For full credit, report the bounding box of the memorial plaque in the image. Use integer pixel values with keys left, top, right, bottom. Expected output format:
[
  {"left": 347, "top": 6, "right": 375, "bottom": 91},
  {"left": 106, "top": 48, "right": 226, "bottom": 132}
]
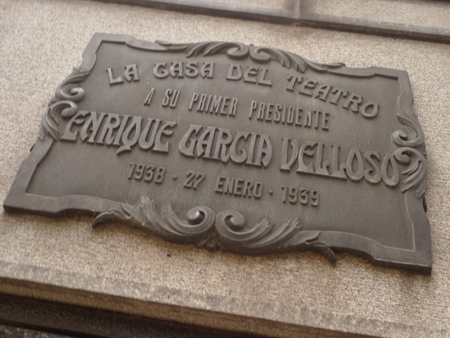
[{"left": 4, "top": 33, "right": 431, "bottom": 272}]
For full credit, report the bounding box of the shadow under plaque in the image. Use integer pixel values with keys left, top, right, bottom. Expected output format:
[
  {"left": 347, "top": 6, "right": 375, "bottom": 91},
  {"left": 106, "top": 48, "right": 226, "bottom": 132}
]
[{"left": 4, "top": 33, "right": 431, "bottom": 273}]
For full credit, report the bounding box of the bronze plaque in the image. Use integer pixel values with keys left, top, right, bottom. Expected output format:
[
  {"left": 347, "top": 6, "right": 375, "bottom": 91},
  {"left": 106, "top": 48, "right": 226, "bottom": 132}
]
[{"left": 4, "top": 34, "right": 431, "bottom": 272}]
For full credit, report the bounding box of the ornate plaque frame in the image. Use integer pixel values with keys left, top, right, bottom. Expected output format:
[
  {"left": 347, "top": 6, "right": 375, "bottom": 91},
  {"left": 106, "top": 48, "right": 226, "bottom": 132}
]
[{"left": 4, "top": 33, "right": 431, "bottom": 272}]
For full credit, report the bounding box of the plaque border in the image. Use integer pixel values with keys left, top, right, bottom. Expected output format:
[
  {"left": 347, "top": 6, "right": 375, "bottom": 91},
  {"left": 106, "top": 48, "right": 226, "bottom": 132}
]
[{"left": 3, "top": 33, "right": 431, "bottom": 273}]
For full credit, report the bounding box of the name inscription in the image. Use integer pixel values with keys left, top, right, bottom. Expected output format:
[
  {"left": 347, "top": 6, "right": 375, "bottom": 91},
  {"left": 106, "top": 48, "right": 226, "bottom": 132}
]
[{"left": 4, "top": 34, "right": 431, "bottom": 272}]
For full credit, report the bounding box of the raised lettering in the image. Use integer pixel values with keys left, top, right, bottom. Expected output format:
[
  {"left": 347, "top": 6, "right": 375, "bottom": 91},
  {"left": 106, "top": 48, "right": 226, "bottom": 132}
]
[
  {"left": 179, "top": 124, "right": 202, "bottom": 157},
  {"left": 117, "top": 116, "right": 143, "bottom": 154},
  {"left": 346, "top": 148, "right": 364, "bottom": 181},
  {"left": 297, "top": 141, "right": 316, "bottom": 174},
  {"left": 124, "top": 64, "right": 139, "bottom": 82},
  {"left": 153, "top": 62, "right": 169, "bottom": 79},
  {"left": 60, "top": 110, "right": 89, "bottom": 141},
  {"left": 226, "top": 64, "right": 242, "bottom": 81},
  {"left": 153, "top": 121, "right": 177, "bottom": 153},
  {"left": 107, "top": 68, "right": 123, "bottom": 85}
]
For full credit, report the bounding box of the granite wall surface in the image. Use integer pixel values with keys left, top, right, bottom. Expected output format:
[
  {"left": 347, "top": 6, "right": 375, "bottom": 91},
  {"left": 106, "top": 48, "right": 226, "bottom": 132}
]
[{"left": 1, "top": 0, "right": 449, "bottom": 337}]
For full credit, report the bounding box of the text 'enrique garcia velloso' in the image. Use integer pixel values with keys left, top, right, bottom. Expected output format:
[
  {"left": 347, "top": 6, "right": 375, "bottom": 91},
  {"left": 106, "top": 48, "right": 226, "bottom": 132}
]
[{"left": 60, "top": 110, "right": 401, "bottom": 187}]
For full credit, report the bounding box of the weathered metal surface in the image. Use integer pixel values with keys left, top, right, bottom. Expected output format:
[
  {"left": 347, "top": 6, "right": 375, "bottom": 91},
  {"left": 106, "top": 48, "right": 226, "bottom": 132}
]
[{"left": 3, "top": 33, "right": 431, "bottom": 272}]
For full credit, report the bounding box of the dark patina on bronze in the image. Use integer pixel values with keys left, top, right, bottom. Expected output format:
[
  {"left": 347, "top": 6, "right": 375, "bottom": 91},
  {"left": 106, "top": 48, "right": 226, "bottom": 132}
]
[{"left": 3, "top": 34, "right": 431, "bottom": 272}]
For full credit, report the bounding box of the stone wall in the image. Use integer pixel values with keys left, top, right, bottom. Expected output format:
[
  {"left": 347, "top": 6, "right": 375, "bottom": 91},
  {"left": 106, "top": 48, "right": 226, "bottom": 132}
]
[{"left": 1, "top": 1, "right": 449, "bottom": 337}]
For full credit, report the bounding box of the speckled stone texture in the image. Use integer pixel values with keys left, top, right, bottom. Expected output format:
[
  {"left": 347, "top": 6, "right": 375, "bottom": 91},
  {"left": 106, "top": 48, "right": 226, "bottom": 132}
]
[
  {"left": 0, "top": 1, "right": 449, "bottom": 337},
  {"left": 0, "top": 325, "right": 69, "bottom": 338}
]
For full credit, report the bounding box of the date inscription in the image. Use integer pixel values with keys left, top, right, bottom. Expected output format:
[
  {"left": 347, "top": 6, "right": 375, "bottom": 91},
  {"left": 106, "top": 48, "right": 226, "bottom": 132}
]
[
  {"left": 128, "top": 162, "right": 166, "bottom": 183},
  {"left": 281, "top": 186, "right": 319, "bottom": 206},
  {"left": 183, "top": 171, "right": 206, "bottom": 190},
  {"left": 125, "top": 164, "right": 321, "bottom": 206}
]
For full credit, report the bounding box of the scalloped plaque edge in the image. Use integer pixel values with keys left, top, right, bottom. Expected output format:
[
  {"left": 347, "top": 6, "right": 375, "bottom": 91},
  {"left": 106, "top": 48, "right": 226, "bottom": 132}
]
[{"left": 3, "top": 33, "right": 431, "bottom": 273}]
